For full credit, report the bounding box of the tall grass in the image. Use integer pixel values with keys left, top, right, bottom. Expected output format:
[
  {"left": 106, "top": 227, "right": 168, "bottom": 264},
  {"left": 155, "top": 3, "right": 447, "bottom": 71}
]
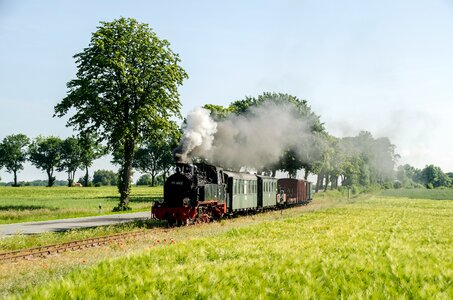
[
  {"left": 17, "top": 196, "right": 453, "bottom": 299},
  {"left": 381, "top": 188, "right": 453, "bottom": 200},
  {"left": 0, "top": 186, "right": 162, "bottom": 224}
]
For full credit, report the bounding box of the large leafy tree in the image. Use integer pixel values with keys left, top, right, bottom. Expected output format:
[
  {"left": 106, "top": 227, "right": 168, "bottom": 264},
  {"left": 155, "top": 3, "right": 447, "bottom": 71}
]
[
  {"left": 419, "top": 164, "right": 451, "bottom": 188},
  {"left": 54, "top": 18, "right": 187, "bottom": 210},
  {"left": 93, "top": 169, "right": 118, "bottom": 186},
  {"left": 0, "top": 134, "right": 30, "bottom": 186},
  {"left": 133, "top": 131, "right": 180, "bottom": 187},
  {"left": 29, "top": 136, "right": 63, "bottom": 187},
  {"left": 228, "top": 92, "right": 326, "bottom": 177},
  {"left": 79, "top": 133, "right": 105, "bottom": 187},
  {"left": 57, "top": 137, "right": 84, "bottom": 187}
]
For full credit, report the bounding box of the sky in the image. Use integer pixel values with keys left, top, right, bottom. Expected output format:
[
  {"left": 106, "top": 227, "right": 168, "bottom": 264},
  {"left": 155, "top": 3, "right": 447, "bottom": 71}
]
[{"left": 1, "top": 0, "right": 453, "bottom": 182}]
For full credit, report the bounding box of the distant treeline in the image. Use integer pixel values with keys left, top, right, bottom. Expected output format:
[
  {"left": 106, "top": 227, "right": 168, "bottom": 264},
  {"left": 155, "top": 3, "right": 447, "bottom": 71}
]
[
  {"left": 1, "top": 103, "right": 452, "bottom": 191},
  {"left": 198, "top": 93, "right": 452, "bottom": 193},
  {"left": 0, "top": 180, "right": 68, "bottom": 187},
  {"left": 396, "top": 164, "right": 453, "bottom": 189},
  {"left": 0, "top": 133, "right": 173, "bottom": 188},
  {"left": 0, "top": 169, "right": 161, "bottom": 187}
]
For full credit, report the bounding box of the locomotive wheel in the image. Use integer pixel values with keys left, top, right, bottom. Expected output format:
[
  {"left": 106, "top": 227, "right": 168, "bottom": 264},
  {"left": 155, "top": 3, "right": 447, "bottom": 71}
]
[{"left": 165, "top": 213, "right": 176, "bottom": 227}]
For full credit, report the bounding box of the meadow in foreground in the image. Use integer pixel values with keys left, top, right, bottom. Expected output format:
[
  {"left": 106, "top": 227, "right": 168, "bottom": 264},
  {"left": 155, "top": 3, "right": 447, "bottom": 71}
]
[
  {"left": 0, "top": 186, "right": 162, "bottom": 224},
  {"left": 17, "top": 195, "right": 453, "bottom": 299}
]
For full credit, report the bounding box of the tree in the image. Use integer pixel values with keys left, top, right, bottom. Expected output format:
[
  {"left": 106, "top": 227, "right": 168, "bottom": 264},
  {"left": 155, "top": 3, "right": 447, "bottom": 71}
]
[
  {"left": 28, "top": 136, "right": 63, "bottom": 187},
  {"left": 0, "top": 134, "right": 30, "bottom": 186},
  {"left": 419, "top": 165, "right": 451, "bottom": 188},
  {"left": 57, "top": 137, "right": 83, "bottom": 187},
  {"left": 136, "top": 174, "right": 152, "bottom": 186},
  {"left": 133, "top": 131, "right": 179, "bottom": 187},
  {"left": 205, "top": 92, "right": 326, "bottom": 177},
  {"left": 54, "top": 18, "right": 187, "bottom": 210},
  {"left": 396, "top": 164, "right": 421, "bottom": 187},
  {"left": 93, "top": 169, "right": 118, "bottom": 186},
  {"left": 79, "top": 133, "right": 105, "bottom": 187}
]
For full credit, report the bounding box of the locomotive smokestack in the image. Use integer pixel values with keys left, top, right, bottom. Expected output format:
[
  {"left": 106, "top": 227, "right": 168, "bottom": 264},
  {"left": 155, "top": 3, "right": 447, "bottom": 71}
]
[{"left": 173, "top": 145, "right": 185, "bottom": 163}]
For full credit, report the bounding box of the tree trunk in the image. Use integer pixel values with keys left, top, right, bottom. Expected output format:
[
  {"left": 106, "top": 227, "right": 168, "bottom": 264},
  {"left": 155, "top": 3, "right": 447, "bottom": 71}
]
[
  {"left": 151, "top": 174, "right": 155, "bottom": 187},
  {"left": 330, "top": 176, "right": 338, "bottom": 189},
  {"left": 67, "top": 171, "right": 73, "bottom": 187},
  {"left": 84, "top": 166, "right": 89, "bottom": 187},
  {"left": 68, "top": 170, "right": 76, "bottom": 187},
  {"left": 315, "top": 173, "right": 323, "bottom": 193},
  {"left": 13, "top": 170, "right": 18, "bottom": 187},
  {"left": 304, "top": 169, "right": 309, "bottom": 180},
  {"left": 117, "top": 138, "right": 134, "bottom": 210},
  {"left": 324, "top": 174, "right": 329, "bottom": 192},
  {"left": 47, "top": 169, "right": 55, "bottom": 187}
]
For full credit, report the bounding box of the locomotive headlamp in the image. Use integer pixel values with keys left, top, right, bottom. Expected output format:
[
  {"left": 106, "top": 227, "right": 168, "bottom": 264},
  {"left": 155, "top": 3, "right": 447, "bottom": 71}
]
[{"left": 182, "top": 197, "right": 190, "bottom": 206}]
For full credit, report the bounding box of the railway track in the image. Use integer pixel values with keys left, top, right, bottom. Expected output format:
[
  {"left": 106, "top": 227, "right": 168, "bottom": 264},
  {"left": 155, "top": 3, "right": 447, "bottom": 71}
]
[{"left": 0, "top": 230, "right": 148, "bottom": 262}]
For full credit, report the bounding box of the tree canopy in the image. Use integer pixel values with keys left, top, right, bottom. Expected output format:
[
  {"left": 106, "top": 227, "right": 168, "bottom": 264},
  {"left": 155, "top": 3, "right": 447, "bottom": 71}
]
[
  {"left": 28, "top": 136, "right": 63, "bottom": 187},
  {"left": 54, "top": 17, "right": 187, "bottom": 209},
  {"left": 57, "top": 137, "right": 83, "bottom": 187},
  {"left": 0, "top": 134, "right": 30, "bottom": 186}
]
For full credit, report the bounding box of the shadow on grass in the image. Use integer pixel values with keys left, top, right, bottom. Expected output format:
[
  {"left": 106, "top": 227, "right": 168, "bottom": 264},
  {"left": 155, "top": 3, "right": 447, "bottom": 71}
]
[
  {"left": 98, "top": 196, "right": 162, "bottom": 203},
  {"left": 0, "top": 205, "right": 56, "bottom": 211}
]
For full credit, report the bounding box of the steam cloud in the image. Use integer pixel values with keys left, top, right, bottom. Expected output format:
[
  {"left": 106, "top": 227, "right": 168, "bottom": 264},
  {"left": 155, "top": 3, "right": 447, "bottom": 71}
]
[
  {"left": 175, "top": 102, "right": 315, "bottom": 170},
  {"left": 174, "top": 107, "right": 217, "bottom": 163}
]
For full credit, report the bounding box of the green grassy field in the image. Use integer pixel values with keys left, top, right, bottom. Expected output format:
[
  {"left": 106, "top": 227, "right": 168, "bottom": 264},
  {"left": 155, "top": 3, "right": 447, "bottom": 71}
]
[
  {"left": 11, "top": 194, "right": 453, "bottom": 299},
  {"left": 0, "top": 186, "right": 162, "bottom": 224},
  {"left": 381, "top": 188, "right": 453, "bottom": 200}
]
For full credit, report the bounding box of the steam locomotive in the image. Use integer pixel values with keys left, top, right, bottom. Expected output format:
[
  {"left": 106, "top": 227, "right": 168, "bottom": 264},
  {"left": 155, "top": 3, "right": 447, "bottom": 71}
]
[{"left": 152, "top": 163, "right": 313, "bottom": 225}]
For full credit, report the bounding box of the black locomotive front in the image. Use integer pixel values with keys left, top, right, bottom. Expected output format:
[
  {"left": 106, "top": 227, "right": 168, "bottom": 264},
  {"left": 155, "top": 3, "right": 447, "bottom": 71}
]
[{"left": 152, "top": 163, "right": 228, "bottom": 224}]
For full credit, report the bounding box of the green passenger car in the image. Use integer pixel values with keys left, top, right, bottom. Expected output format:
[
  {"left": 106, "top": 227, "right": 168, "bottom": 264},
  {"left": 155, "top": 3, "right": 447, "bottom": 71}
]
[
  {"left": 256, "top": 175, "right": 278, "bottom": 208},
  {"left": 223, "top": 171, "right": 258, "bottom": 211}
]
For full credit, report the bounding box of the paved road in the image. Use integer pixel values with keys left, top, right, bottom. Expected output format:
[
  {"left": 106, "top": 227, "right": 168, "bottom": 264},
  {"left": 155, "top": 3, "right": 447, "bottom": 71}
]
[{"left": 0, "top": 212, "right": 151, "bottom": 236}]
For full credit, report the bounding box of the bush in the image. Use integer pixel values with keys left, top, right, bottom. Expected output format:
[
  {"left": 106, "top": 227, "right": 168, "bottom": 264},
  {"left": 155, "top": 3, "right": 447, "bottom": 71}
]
[
  {"left": 93, "top": 170, "right": 118, "bottom": 186},
  {"left": 381, "top": 182, "right": 393, "bottom": 189},
  {"left": 393, "top": 181, "right": 403, "bottom": 189},
  {"left": 136, "top": 174, "right": 152, "bottom": 186}
]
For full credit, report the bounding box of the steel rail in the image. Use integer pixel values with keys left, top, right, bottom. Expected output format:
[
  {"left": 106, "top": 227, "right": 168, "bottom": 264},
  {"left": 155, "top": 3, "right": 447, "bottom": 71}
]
[{"left": 0, "top": 230, "right": 147, "bottom": 262}]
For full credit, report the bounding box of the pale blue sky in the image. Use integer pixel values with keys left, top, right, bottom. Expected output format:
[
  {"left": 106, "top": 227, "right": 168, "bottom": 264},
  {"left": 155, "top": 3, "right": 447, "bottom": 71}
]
[{"left": 1, "top": 0, "right": 453, "bottom": 181}]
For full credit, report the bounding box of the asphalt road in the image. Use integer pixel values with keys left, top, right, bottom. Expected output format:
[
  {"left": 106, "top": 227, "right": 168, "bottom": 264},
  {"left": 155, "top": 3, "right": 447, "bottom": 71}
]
[{"left": 0, "top": 212, "right": 150, "bottom": 236}]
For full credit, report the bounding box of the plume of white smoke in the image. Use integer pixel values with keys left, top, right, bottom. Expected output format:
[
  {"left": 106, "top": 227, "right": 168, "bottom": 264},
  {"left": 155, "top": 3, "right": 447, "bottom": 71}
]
[
  {"left": 174, "top": 107, "right": 217, "bottom": 162},
  {"left": 175, "top": 102, "right": 314, "bottom": 170}
]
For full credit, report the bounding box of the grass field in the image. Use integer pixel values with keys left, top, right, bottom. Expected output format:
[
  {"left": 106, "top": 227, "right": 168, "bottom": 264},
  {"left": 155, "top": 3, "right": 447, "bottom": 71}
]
[
  {"left": 8, "top": 193, "right": 452, "bottom": 299},
  {"left": 0, "top": 186, "right": 162, "bottom": 224},
  {"left": 381, "top": 188, "right": 453, "bottom": 200}
]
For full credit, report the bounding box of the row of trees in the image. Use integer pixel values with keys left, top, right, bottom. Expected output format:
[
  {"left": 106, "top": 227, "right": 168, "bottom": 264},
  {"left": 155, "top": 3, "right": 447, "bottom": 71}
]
[
  {"left": 397, "top": 164, "right": 453, "bottom": 189},
  {"left": 205, "top": 94, "right": 453, "bottom": 191},
  {"left": 0, "top": 133, "right": 177, "bottom": 188},
  {"left": 203, "top": 93, "right": 399, "bottom": 192},
  {"left": 0, "top": 134, "right": 103, "bottom": 187}
]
